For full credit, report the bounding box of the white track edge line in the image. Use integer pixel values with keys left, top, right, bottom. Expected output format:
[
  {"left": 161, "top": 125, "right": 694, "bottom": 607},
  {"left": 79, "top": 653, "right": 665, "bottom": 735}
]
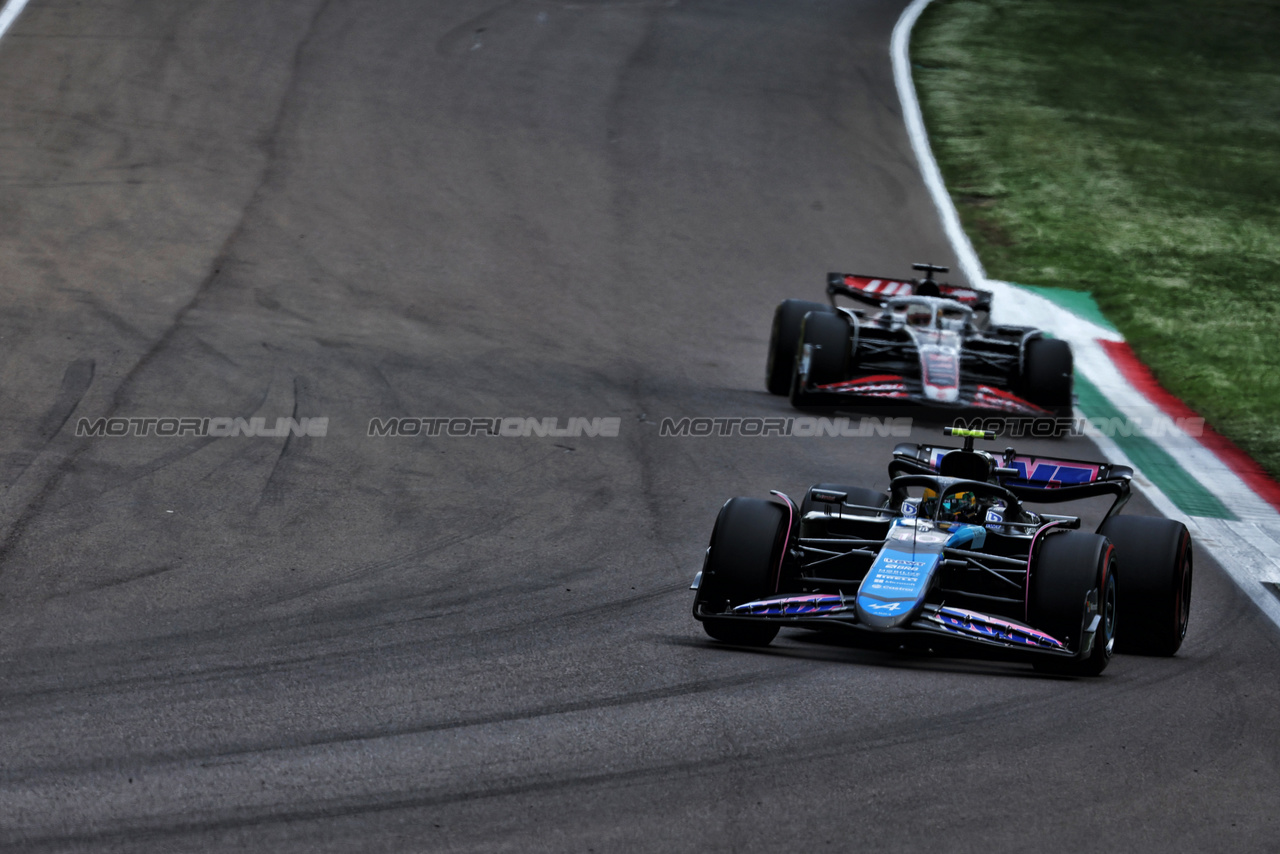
[{"left": 0, "top": 0, "right": 31, "bottom": 41}]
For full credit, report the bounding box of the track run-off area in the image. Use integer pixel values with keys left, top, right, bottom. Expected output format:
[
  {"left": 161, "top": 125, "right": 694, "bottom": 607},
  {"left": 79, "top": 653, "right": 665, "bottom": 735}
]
[{"left": 0, "top": 0, "right": 1277, "bottom": 851}]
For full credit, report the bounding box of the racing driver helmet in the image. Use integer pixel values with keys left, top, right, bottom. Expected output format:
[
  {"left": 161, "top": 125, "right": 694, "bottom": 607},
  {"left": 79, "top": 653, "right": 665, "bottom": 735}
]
[
  {"left": 906, "top": 304, "right": 933, "bottom": 327},
  {"left": 923, "top": 488, "right": 981, "bottom": 524}
]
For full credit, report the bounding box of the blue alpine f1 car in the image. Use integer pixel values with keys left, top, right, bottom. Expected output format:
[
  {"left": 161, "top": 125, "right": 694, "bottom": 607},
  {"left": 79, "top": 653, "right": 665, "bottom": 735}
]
[{"left": 690, "top": 428, "right": 1193, "bottom": 675}]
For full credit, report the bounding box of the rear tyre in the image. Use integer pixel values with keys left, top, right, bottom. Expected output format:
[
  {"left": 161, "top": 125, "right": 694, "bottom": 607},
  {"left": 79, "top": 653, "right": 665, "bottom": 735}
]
[
  {"left": 696, "top": 497, "right": 788, "bottom": 646},
  {"left": 800, "top": 484, "right": 890, "bottom": 518},
  {"left": 1022, "top": 337, "right": 1074, "bottom": 414},
  {"left": 767, "top": 300, "right": 832, "bottom": 395},
  {"left": 1099, "top": 515, "right": 1192, "bottom": 656},
  {"left": 1028, "top": 532, "right": 1116, "bottom": 676}
]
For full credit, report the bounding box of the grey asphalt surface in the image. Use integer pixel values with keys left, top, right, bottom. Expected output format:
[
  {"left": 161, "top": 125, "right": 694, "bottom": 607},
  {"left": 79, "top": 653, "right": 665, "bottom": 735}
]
[{"left": 0, "top": 0, "right": 1277, "bottom": 851}]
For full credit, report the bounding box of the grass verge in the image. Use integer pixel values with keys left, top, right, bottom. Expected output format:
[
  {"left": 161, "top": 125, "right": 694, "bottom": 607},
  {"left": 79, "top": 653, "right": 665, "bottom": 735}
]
[{"left": 912, "top": 0, "right": 1280, "bottom": 476}]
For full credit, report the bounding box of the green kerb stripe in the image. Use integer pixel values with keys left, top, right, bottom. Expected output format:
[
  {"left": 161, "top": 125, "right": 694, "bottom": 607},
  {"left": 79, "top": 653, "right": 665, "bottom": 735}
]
[{"left": 1074, "top": 373, "right": 1235, "bottom": 520}]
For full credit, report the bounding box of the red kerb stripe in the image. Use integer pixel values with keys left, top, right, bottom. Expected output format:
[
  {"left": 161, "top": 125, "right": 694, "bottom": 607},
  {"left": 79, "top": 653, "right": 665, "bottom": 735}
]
[{"left": 1099, "top": 339, "right": 1280, "bottom": 511}]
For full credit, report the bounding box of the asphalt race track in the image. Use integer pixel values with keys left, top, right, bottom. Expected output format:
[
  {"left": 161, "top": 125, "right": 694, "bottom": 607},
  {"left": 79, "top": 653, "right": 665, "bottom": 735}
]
[{"left": 1, "top": 1, "right": 1278, "bottom": 850}]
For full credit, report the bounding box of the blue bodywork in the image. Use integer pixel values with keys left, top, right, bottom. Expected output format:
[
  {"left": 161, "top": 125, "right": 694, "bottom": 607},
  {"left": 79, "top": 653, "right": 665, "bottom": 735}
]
[
  {"left": 731, "top": 518, "right": 991, "bottom": 631},
  {"left": 854, "top": 518, "right": 984, "bottom": 628}
]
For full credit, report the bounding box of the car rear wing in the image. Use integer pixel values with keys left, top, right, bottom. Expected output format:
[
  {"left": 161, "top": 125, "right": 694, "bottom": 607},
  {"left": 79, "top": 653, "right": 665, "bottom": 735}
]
[
  {"left": 827, "top": 273, "right": 993, "bottom": 311},
  {"left": 893, "top": 442, "right": 1134, "bottom": 485},
  {"left": 890, "top": 442, "right": 1134, "bottom": 519}
]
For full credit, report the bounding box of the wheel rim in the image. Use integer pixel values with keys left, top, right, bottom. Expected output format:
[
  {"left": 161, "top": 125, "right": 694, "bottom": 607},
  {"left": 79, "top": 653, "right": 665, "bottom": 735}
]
[
  {"left": 1176, "top": 545, "right": 1193, "bottom": 639},
  {"left": 1101, "top": 573, "right": 1117, "bottom": 655},
  {"left": 766, "top": 314, "right": 781, "bottom": 380}
]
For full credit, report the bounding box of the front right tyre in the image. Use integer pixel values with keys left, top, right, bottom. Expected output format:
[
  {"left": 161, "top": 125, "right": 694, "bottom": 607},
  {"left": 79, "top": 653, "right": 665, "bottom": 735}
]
[
  {"left": 789, "top": 311, "right": 851, "bottom": 407},
  {"left": 695, "top": 497, "right": 789, "bottom": 646},
  {"left": 766, "top": 299, "right": 832, "bottom": 395}
]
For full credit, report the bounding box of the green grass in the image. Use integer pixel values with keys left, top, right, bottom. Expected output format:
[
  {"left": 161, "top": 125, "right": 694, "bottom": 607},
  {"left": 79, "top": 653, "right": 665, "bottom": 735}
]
[{"left": 912, "top": 0, "right": 1280, "bottom": 475}]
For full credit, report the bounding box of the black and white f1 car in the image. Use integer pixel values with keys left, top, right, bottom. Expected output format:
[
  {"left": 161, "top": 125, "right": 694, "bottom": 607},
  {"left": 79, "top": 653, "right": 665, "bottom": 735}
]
[
  {"left": 766, "top": 264, "right": 1074, "bottom": 418},
  {"left": 690, "top": 428, "right": 1193, "bottom": 675}
]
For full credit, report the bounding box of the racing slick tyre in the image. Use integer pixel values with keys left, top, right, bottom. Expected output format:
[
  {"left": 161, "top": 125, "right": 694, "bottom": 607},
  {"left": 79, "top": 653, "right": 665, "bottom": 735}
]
[
  {"left": 789, "top": 311, "right": 851, "bottom": 406},
  {"left": 696, "top": 497, "right": 787, "bottom": 646},
  {"left": 1021, "top": 337, "right": 1074, "bottom": 415},
  {"left": 1099, "top": 515, "right": 1192, "bottom": 656},
  {"left": 1028, "top": 532, "right": 1116, "bottom": 676},
  {"left": 799, "top": 485, "right": 891, "bottom": 518},
  {"left": 767, "top": 300, "right": 833, "bottom": 395}
]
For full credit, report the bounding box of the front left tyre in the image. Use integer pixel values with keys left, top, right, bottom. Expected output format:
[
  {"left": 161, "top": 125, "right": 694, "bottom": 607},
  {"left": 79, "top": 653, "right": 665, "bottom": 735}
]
[
  {"left": 1028, "top": 531, "right": 1116, "bottom": 676},
  {"left": 695, "top": 497, "right": 789, "bottom": 646},
  {"left": 1021, "top": 337, "right": 1074, "bottom": 416}
]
